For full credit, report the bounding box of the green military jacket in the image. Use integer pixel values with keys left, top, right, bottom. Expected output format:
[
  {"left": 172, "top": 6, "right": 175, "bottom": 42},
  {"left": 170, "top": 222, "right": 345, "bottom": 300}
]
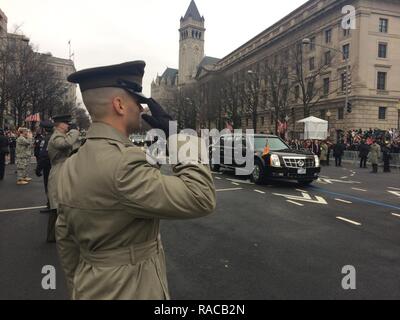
[
  {"left": 16, "top": 136, "right": 32, "bottom": 159},
  {"left": 47, "top": 129, "right": 80, "bottom": 210},
  {"left": 55, "top": 122, "right": 216, "bottom": 300}
]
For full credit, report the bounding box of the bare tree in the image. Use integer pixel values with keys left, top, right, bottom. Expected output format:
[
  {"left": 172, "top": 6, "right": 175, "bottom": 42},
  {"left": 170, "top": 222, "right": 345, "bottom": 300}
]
[
  {"left": 262, "top": 55, "right": 292, "bottom": 134},
  {"left": 289, "top": 42, "right": 338, "bottom": 118}
]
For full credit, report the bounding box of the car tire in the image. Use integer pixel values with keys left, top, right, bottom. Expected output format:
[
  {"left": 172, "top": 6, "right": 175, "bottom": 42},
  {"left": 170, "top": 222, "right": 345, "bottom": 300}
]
[
  {"left": 210, "top": 162, "right": 220, "bottom": 172},
  {"left": 251, "top": 159, "right": 265, "bottom": 185}
]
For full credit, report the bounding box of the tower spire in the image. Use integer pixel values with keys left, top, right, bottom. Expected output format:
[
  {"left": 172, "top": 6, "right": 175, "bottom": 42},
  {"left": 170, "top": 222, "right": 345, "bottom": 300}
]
[{"left": 183, "top": 0, "right": 203, "bottom": 22}]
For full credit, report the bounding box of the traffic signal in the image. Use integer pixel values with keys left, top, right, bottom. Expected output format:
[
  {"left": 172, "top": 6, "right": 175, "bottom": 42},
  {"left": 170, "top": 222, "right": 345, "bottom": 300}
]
[{"left": 347, "top": 101, "right": 352, "bottom": 113}]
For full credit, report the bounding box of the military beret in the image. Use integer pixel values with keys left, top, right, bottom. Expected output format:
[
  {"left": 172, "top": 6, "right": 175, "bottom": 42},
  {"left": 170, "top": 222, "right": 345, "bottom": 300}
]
[
  {"left": 40, "top": 120, "right": 54, "bottom": 130},
  {"left": 67, "top": 61, "right": 149, "bottom": 104},
  {"left": 53, "top": 114, "right": 72, "bottom": 124}
]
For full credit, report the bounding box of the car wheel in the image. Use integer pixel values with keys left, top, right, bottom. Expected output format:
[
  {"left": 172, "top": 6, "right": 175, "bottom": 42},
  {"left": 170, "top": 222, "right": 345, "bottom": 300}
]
[
  {"left": 210, "top": 162, "right": 220, "bottom": 172},
  {"left": 251, "top": 160, "right": 265, "bottom": 185}
]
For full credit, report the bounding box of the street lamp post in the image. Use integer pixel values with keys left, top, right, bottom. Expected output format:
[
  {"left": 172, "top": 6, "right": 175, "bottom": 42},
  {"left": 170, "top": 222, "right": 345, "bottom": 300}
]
[{"left": 302, "top": 38, "right": 350, "bottom": 113}]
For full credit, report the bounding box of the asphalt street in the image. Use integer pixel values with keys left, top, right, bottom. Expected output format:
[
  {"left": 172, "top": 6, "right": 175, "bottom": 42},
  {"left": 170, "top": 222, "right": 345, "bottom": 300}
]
[{"left": 0, "top": 163, "right": 399, "bottom": 300}]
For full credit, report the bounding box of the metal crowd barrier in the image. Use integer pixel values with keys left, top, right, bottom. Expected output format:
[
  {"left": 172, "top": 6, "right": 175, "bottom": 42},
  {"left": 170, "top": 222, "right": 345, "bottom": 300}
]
[{"left": 341, "top": 151, "right": 400, "bottom": 171}]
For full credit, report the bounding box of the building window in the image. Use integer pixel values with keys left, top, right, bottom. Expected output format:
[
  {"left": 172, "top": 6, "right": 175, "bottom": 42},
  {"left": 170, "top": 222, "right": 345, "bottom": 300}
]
[
  {"left": 310, "top": 37, "right": 316, "bottom": 51},
  {"left": 343, "top": 28, "right": 350, "bottom": 37},
  {"left": 338, "top": 107, "right": 344, "bottom": 120},
  {"left": 261, "top": 117, "right": 265, "bottom": 126},
  {"left": 378, "top": 43, "right": 387, "bottom": 58},
  {"left": 342, "top": 44, "right": 350, "bottom": 60},
  {"left": 377, "top": 72, "right": 387, "bottom": 90},
  {"left": 341, "top": 72, "right": 347, "bottom": 92},
  {"left": 323, "top": 78, "right": 330, "bottom": 96},
  {"left": 379, "top": 18, "right": 388, "bottom": 33},
  {"left": 320, "top": 110, "right": 326, "bottom": 120},
  {"left": 379, "top": 107, "right": 387, "bottom": 120},
  {"left": 324, "top": 51, "right": 331, "bottom": 66},
  {"left": 325, "top": 29, "right": 332, "bottom": 43},
  {"left": 309, "top": 57, "right": 315, "bottom": 70}
]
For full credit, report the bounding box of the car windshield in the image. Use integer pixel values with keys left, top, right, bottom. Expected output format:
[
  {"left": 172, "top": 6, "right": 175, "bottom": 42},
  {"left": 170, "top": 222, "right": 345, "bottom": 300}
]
[{"left": 254, "top": 137, "right": 289, "bottom": 151}]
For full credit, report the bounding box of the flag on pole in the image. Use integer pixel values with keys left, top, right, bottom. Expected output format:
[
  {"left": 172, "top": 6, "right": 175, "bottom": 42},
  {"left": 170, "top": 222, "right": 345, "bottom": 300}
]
[{"left": 25, "top": 113, "right": 41, "bottom": 123}]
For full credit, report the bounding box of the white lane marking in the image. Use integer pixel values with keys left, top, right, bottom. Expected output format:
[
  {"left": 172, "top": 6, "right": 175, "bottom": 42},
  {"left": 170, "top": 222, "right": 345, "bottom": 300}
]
[
  {"left": 336, "top": 217, "right": 362, "bottom": 226},
  {"left": 296, "top": 189, "right": 308, "bottom": 193},
  {"left": 388, "top": 187, "right": 400, "bottom": 191},
  {"left": 391, "top": 213, "right": 400, "bottom": 218},
  {"left": 254, "top": 190, "right": 266, "bottom": 194},
  {"left": 215, "top": 177, "right": 222, "bottom": 180},
  {"left": 216, "top": 188, "right": 243, "bottom": 192},
  {"left": 226, "top": 178, "right": 254, "bottom": 185},
  {"left": 0, "top": 206, "right": 47, "bottom": 214},
  {"left": 231, "top": 182, "right": 240, "bottom": 186},
  {"left": 287, "top": 200, "right": 304, "bottom": 207},
  {"left": 352, "top": 188, "right": 367, "bottom": 192},
  {"left": 335, "top": 198, "right": 353, "bottom": 204},
  {"left": 212, "top": 172, "right": 224, "bottom": 175},
  {"left": 273, "top": 192, "right": 328, "bottom": 205},
  {"left": 388, "top": 191, "right": 400, "bottom": 198},
  {"left": 341, "top": 176, "right": 348, "bottom": 179}
]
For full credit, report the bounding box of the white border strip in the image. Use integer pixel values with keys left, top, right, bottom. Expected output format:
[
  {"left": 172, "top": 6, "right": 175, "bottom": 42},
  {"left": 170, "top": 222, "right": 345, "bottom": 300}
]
[
  {"left": 0, "top": 206, "right": 47, "bottom": 214},
  {"left": 336, "top": 217, "right": 362, "bottom": 226}
]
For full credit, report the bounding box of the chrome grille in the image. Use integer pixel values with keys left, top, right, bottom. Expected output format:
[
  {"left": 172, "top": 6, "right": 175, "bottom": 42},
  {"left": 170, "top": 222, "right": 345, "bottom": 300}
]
[{"left": 283, "top": 157, "right": 315, "bottom": 168}]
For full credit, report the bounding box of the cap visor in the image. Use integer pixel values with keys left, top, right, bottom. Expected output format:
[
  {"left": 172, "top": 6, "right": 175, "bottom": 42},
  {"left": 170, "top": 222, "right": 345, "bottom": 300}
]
[{"left": 132, "top": 92, "right": 150, "bottom": 104}]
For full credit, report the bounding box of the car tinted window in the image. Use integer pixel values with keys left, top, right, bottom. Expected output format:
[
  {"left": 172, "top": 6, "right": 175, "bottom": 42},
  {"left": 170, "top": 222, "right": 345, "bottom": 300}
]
[{"left": 254, "top": 137, "right": 289, "bottom": 151}]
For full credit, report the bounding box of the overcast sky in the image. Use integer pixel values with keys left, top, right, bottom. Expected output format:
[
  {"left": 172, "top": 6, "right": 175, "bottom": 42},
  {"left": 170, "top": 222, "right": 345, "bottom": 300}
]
[{"left": 2, "top": 0, "right": 308, "bottom": 96}]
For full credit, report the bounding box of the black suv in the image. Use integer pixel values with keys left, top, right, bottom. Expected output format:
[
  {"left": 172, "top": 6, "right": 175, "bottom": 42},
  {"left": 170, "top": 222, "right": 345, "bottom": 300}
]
[{"left": 210, "top": 134, "right": 321, "bottom": 185}]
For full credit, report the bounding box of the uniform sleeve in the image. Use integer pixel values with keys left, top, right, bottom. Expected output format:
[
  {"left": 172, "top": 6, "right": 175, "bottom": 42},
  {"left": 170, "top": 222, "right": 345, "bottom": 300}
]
[
  {"left": 52, "top": 130, "right": 80, "bottom": 150},
  {"left": 115, "top": 135, "right": 216, "bottom": 220},
  {"left": 55, "top": 210, "right": 80, "bottom": 298}
]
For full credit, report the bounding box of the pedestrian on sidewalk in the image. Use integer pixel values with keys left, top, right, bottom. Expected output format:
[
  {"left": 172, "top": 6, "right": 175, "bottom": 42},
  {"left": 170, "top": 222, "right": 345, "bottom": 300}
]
[
  {"left": 369, "top": 140, "right": 381, "bottom": 174},
  {"left": 8, "top": 131, "right": 16, "bottom": 165},
  {"left": 16, "top": 128, "right": 33, "bottom": 185},
  {"left": 320, "top": 140, "right": 329, "bottom": 166},
  {"left": 382, "top": 142, "right": 392, "bottom": 173},
  {"left": 358, "top": 139, "right": 370, "bottom": 169},
  {"left": 333, "top": 140, "right": 346, "bottom": 167},
  {"left": 0, "top": 129, "right": 9, "bottom": 180}
]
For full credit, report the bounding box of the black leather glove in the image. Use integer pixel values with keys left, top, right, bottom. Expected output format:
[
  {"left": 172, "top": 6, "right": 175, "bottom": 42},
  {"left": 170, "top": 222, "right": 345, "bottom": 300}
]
[
  {"left": 141, "top": 98, "right": 173, "bottom": 138},
  {"left": 35, "top": 166, "right": 42, "bottom": 177},
  {"left": 69, "top": 123, "right": 78, "bottom": 131}
]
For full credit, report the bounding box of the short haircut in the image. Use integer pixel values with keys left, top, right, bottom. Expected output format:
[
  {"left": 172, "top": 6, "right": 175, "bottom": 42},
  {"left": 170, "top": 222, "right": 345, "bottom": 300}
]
[{"left": 82, "top": 87, "right": 131, "bottom": 121}]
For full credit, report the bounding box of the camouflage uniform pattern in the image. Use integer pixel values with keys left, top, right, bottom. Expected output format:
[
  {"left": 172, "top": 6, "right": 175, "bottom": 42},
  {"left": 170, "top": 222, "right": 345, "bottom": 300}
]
[{"left": 16, "top": 136, "right": 33, "bottom": 180}]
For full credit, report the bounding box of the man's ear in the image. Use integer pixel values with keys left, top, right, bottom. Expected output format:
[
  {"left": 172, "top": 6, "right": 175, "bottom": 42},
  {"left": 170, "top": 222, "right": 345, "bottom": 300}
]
[{"left": 112, "top": 96, "right": 125, "bottom": 116}]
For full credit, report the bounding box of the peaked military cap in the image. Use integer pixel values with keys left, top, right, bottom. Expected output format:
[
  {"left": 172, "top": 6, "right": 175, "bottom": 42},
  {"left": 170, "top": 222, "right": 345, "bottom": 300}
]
[
  {"left": 67, "top": 61, "right": 149, "bottom": 104},
  {"left": 53, "top": 114, "right": 72, "bottom": 124},
  {"left": 40, "top": 120, "right": 54, "bottom": 130}
]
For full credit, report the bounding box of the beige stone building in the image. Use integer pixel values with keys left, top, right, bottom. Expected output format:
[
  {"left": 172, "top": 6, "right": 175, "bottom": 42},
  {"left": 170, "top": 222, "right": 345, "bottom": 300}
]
[
  {"left": 38, "top": 53, "right": 77, "bottom": 105},
  {"left": 153, "top": 0, "right": 400, "bottom": 137},
  {"left": 202, "top": 0, "right": 400, "bottom": 136},
  {"left": 152, "top": 0, "right": 220, "bottom": 109}
]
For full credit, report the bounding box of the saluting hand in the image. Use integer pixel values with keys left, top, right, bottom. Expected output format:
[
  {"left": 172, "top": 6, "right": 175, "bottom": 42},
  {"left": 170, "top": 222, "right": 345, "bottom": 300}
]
[{"left": 141, "top": 98, "right": 173, "bottom": 138}]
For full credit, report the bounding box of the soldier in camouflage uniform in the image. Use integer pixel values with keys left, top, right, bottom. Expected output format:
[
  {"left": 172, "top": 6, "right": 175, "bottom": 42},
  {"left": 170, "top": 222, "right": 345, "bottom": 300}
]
[{"left": 16, "top": 128, "right": 33, "bottom": 185}]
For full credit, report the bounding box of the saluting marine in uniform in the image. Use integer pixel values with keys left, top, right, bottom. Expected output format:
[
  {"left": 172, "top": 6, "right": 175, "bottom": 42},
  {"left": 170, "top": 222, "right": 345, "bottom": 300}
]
[
  {"left": 16, "top": 128, "right": 33, "bottom": 185},
  {"left": 35, "top": 120, "right": 54, "bottom": 214},
  {"left": 46, "top": 115, "right": 80, "bottom": 243},
  {"left": 56, "top": 61, "right": 216, "bottom": 300}
]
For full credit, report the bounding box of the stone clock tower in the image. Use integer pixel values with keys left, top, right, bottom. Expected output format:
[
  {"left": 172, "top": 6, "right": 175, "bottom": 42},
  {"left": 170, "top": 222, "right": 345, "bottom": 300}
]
[{"left": 178, "top": 0, "right": 205, "bottom": 85}]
